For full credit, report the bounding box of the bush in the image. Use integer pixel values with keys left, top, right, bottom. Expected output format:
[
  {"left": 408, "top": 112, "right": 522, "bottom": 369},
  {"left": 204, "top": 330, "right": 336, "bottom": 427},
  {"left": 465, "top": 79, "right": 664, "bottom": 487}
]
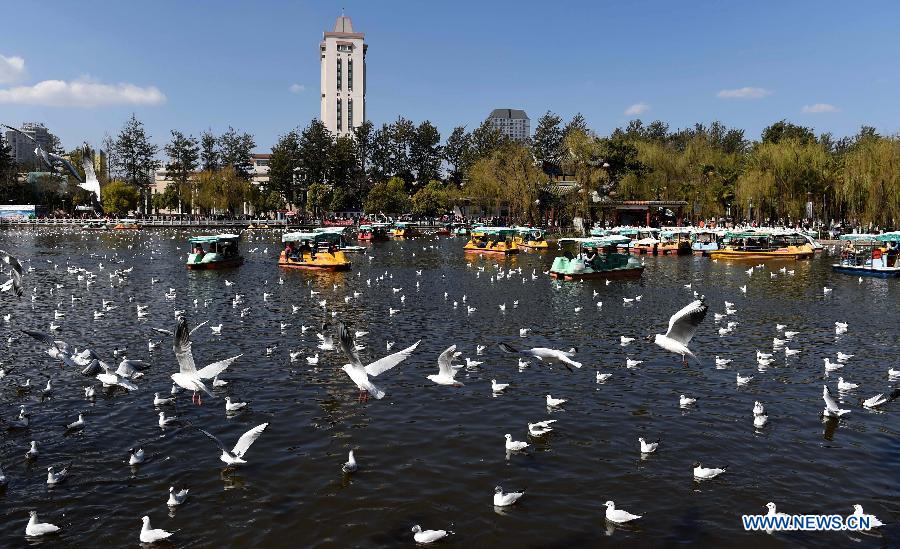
[
  {"left": 364, "top": 177, "right": 411, "bottom": 215},
  {"left": 101, "top": 180, "right": 140, "bottom": 215}
]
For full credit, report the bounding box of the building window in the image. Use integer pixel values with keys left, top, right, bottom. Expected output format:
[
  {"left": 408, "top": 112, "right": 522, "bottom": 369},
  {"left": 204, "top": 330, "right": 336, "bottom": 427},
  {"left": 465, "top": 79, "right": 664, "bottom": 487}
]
[
  {"left": 348, "top": 59, "right": 353, "bottom": 92},
  {"left": 337, "top": 98, "right": 342, "bottom": 132},
  {"left": 348, "top": 98, "right": 353, "bottom": 129},
  {"left": 336, "top": 58, "right": 342, "bottom": 91}
]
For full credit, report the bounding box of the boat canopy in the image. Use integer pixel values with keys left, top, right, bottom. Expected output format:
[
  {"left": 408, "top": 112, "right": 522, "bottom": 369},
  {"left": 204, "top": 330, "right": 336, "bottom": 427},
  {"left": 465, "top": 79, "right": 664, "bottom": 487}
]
[
  {"left": 558, "top": 235, "right": 631, "bottom": 247},
  {"left": 839, "top": 233, "right": 878, "bottom": 241},
  {"left": 725, "top": 231, "right": 771, "bottom": 239},
  {"left": 515, "top": 226, "right": 545, "bottom": 236},
  {"left": 395, "top": 222, "right": 410, "bottom": 228},
  {"left": 472, "top": 227, "right": 517, "bottom": 237},
  {"left": 282, "top": 231, "right": 339, "bottom": 243},
  {"left": 189, "top": 234, "right": 240, "bottom": 244},
  {"left": 358, "top": 224, "right": 373, "bottom": 230},
  {"left": 875, "top": 231, "right": 900, "bottom": 242},
  {"left": 313, "top": 227, "right": 349, "bottom": 235}
]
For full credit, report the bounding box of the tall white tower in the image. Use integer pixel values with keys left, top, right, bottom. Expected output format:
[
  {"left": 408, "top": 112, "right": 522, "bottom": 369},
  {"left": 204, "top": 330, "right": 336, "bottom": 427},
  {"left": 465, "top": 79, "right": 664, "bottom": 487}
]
[{"left": 320, "top": 15, "right": 366, "bottom": 137}]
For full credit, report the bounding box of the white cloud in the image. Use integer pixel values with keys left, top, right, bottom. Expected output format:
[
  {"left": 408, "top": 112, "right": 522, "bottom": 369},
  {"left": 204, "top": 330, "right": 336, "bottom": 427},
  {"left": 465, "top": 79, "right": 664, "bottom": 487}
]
[
  {"left": 0, "top": 77, "right": 166, "bottom": 107},
  {"left": 0, "top": 54, "right": 26, "bottom": 84},
  {"left": 624, "top": 102, "right": 650, "bottom": 116},
  {"left": 716, "top": 87, "right": 772, "bottom": 99},
  {"left": 802, "top": 103, "right": 839, "bottom": 113},
  {"left": 289, "top": 83, "right": 305, "bottom": 94}
]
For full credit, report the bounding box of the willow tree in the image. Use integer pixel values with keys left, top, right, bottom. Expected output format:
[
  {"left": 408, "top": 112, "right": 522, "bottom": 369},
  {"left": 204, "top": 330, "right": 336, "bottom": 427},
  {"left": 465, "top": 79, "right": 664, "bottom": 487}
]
[
  {"left": 838, "top": 136, "right": 900, "bottom": 228},
  {"left": 736, "top": 138, "right": 834, "bottom": 222},
  {"left": 194, "top": 166, "right": 249, "bottom": 215},
  {"left": 561, "top": 129, "right": 607, "bottom": 229},
  {"left": 464, "top": 143, "right": 544, "bottom": 223}
]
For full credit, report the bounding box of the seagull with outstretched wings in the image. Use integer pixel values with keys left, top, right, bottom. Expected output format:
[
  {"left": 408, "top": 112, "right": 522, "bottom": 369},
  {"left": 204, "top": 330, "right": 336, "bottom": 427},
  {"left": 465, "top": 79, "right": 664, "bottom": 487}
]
[
  {"left": 0, "top": 249, "right": 23, "bottom": 298},
  {"left": 194, "top": 422, "right": 269, "bottom": 466},
  {"left": 2, "top": 124, "right": 83, "bottom": 183},
  {"left": 650, "top": 300, "right": 708, "bottom": 364},
  {"left": 168, "top": 318, "right": 241, "bottom": 405},
  {"left": 337, "top": 322, "right": 420, "bottom": 401}
]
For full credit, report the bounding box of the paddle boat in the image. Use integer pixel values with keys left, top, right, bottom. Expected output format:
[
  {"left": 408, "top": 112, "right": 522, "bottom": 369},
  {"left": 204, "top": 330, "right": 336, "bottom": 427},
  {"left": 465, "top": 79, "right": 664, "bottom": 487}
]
[
  {"left": 314, "top": 227, "right": 366, "bottom": 253},
  {"left": 186, "top": 234, "right": 244, "bottom": 270},
  {"left": 357, "top": 222, "right": 392, "bottom": 242},
  {"left": 832, "top": 233, "right": 900, "bottom": 278},
  {"left": 514, "top": 227, "right": 551, "bottom": 249},
  {"left": 112, "top": 219, "right": 140, "bottom": 230},
  {"left": 463, "top": 227, "right": 520, "bottom": 256},
  {"left": 691, "top": 229, "right": 724, "bottom": 255},
  {"left": 392, "top": 222, "right": 420, "bottom": 238},
  {"left": 615, "top": 227, "right": 660, "bottom": 254},
  {"left": 657, "top": 229, "right": 693, "bottom": 255},
  {"left": 278, "top": 231, "right": 351, "bottom": 271},
  {"left": 589, "top": 226, "right": 609, "bottom": 237},
  {"left": 707, "top": 230, "right": 814, "bottom": 260},
  {"left": 82, "top": 221, "right": 109, "bottom": 231},
  {"left": 550, "top": 235, "right": 644, "bottom": 280}
]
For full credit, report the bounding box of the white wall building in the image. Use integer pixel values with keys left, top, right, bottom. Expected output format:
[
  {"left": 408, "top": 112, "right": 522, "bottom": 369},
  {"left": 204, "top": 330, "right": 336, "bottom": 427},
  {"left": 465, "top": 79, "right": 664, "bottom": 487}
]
[
  {"left": 320, "top": 15, "right": 366, "bottom": 137},
  {"left": 487, "top": 109, "right": 530, "bottom": 141}
]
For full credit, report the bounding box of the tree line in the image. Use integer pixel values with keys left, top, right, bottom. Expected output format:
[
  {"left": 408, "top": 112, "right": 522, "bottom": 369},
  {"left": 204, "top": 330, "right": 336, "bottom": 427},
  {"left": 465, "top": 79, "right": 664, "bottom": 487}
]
[{"left": 2, "top": 112, "right": 899, "bottom": 227}]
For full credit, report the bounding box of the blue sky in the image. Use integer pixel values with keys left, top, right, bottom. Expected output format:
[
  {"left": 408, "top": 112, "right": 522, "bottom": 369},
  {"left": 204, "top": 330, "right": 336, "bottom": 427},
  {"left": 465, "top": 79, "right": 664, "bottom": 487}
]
[{"left": 1, "top": 1, "right": 898, "bottom": 153}]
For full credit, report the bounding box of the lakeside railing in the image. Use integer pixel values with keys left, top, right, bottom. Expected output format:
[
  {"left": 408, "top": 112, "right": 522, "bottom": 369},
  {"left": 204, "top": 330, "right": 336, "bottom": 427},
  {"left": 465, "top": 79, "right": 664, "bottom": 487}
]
[{"left": 0, "top": 218, "right": 456, "bottom": 230}]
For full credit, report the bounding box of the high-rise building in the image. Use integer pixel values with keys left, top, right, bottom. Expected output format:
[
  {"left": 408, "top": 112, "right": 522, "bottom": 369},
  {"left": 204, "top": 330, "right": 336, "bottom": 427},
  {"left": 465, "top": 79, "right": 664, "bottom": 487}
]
[
  {"left": 487, "top": 109, "right": 530, "bottom": 141},
  {"left": 4, "top": 122, "right": 54, "bottom": 169},
  {"left": 320, "top": 14, "right": 366, "bottom": 137}
]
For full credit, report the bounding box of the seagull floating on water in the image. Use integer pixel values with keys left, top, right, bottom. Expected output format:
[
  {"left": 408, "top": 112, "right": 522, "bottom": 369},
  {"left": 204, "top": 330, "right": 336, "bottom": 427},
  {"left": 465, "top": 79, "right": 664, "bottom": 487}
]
[
  {"left": 411, "top": 525, "right": 451, "bottom": 544},
  {"left": 604, "top": 501, "right": 641, "bottom": 524},
  {"left": 693, "top": 462, "right": 727, "bottom": 480},
  {"left": 494, "top": 486, "right": 525, "bottom": 507},
  {"left": 822, "top": 385, "right": 851, "bottom": 417},
  {"left": 639, "top": 437, "right": 659, "bottom": 454}
]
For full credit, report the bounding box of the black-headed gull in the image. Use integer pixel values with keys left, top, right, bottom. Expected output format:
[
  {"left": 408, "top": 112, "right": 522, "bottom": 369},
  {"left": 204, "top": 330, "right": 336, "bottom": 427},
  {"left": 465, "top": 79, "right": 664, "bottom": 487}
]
[
  {"left": 342, "top": 450, "right": 358, "bottom": 473},
  {"left": 498, "top": 342, "right": 581, "bottom": 370},
  {"left": 649, "top": 300, "right": 708, "bottom": 364},
  {"left": 411, "top": 525, "right": 451, "bottom": 544},
  {"left": 167, "top": 486, "right": 189, "bottom": 506},
  {"left": 337, "top": 323, "right": 420, "bottom": 400},
  {"left": 427, "top": 345, "right": 464, "bottom": 386},
  {"left": 639, "top": 437, "right": 659, "bottom": 453},
  {"left": 504, "top": 433, "right": 529, "bottom": 451},
  {"left": 604, "top": 501, "right": 641, "bottom": 523},
  {"left": 494, "top": 486, "right": 525, "bottom": 506},
  {"left": 25, "top": 511, "right": 60, "bottom": 537},
  {"left": 693, "top": 462, "right": 727, "bottom": 479},
  {"left": 169, "top": 318, "right": 242, "bottom": 405},
  {"left": 195, "top": 422, "right": 269, "bottom": 466},
  {"left": 822, "top": 385, "right": 851, "bottom": 417},
  {"left": 139, "top": 516, "right": 173, "bottom": 543}
]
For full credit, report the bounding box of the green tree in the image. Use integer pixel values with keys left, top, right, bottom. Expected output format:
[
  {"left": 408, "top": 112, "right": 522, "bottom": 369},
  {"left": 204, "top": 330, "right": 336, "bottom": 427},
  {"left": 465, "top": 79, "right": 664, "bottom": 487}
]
[
  {"left": 443, "top": 126, "right": 470, "bottom": 186},
  {"left": 164, "top": 130, "right": 200, "bottom": 214},
  {"left": 297, "top": 119, "right": 332, "bottom": 189},
  {"left": 369, "top": 123, "right": 395, "bottom": 184},
  {"left": 152, "top": 183, "right": 181, "bottom": 213},
  {"left": 218, "top": 126, "right": 256, "bottom": 180},
  {"left": 410, "top": 121, "right": 442, "bottom": 184},
  {"left": 114, "top": 114, "right": 160, "bottom": 212},
  {"left": 200, "top": 130, "right": 219, "bottom": 171},
  {"left": 327, "top": 135, "right": 360, "bottom": 199},
  {"left": 247, "top": 185, "right": 286, "bottom": 216},
  {"left": 364, "top": 177, "right": 410, "bottom": 215},
  {"left": 761, "top": 120, "right": 816, "bottom": 145},
  {"left": 531, "top": 111, "right": 564, "bottom": 173},
  {"left": 102, "top": 180, "right": 140, "bottom": 215},
  {"left": 268, "top": 130, "right": 302, "bottom": 207},
  {"left": 194, "top": 167, "right": 249, "bottom": 215},
  {"left": 412, "top": 180, "right": 451, "bottom": 217},
  {"left": 307, "top": 182, "right": 332, "bottom": 218}
]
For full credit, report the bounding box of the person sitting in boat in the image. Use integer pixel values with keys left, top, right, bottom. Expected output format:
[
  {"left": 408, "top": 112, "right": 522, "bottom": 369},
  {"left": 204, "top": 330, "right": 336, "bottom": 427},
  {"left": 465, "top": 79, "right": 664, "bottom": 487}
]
[
  {"left": 582, "top": 247, "right": 598, "bottom": 265},
  {"left": 297, "top": 241, "right": 311, "bottom": 260},
  {"left": 285, "top": 241, "right": 296, "bottom": 259},
  {"left": 193, "top": 244, "right": 205, "bottom": 258}
]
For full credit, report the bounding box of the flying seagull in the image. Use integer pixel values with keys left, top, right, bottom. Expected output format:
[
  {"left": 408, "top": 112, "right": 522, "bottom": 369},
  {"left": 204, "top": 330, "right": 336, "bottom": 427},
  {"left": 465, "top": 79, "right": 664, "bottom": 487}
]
[
  {"left": 194, "top": 422, "right": 269, "bottom": 466},
  {"left": 336, "top": 322, "right": 420, "bottom": 400},
  {"left": 0, "top": 250, "right": 23, "bottom": 298},
  {"left": 427, "top": 345, "right": 464, "bottom": 386},
  {"left": 649, "top": 300, "right": 708, "bottom": 364},
  {"left": 498, "top": 342, "right": 581, "bottom": 370},
  {"left": 1, "top": 124, "right": 83, "bottom": 183},
  {"left": 169, "top": 318, "right": 242, "bottom": 404}
]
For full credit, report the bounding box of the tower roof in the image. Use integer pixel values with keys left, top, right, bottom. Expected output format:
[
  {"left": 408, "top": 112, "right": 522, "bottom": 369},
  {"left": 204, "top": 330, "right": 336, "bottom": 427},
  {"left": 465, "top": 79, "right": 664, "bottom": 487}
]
[
  {"left": 334, "top": 15, "right": 353, "bottom": 33},
  {"left": 489, "top": 109, "right": 530, "bottom": 120},
  {"left": 324, "top": 14, "right": 364, "bottom": 39}
]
